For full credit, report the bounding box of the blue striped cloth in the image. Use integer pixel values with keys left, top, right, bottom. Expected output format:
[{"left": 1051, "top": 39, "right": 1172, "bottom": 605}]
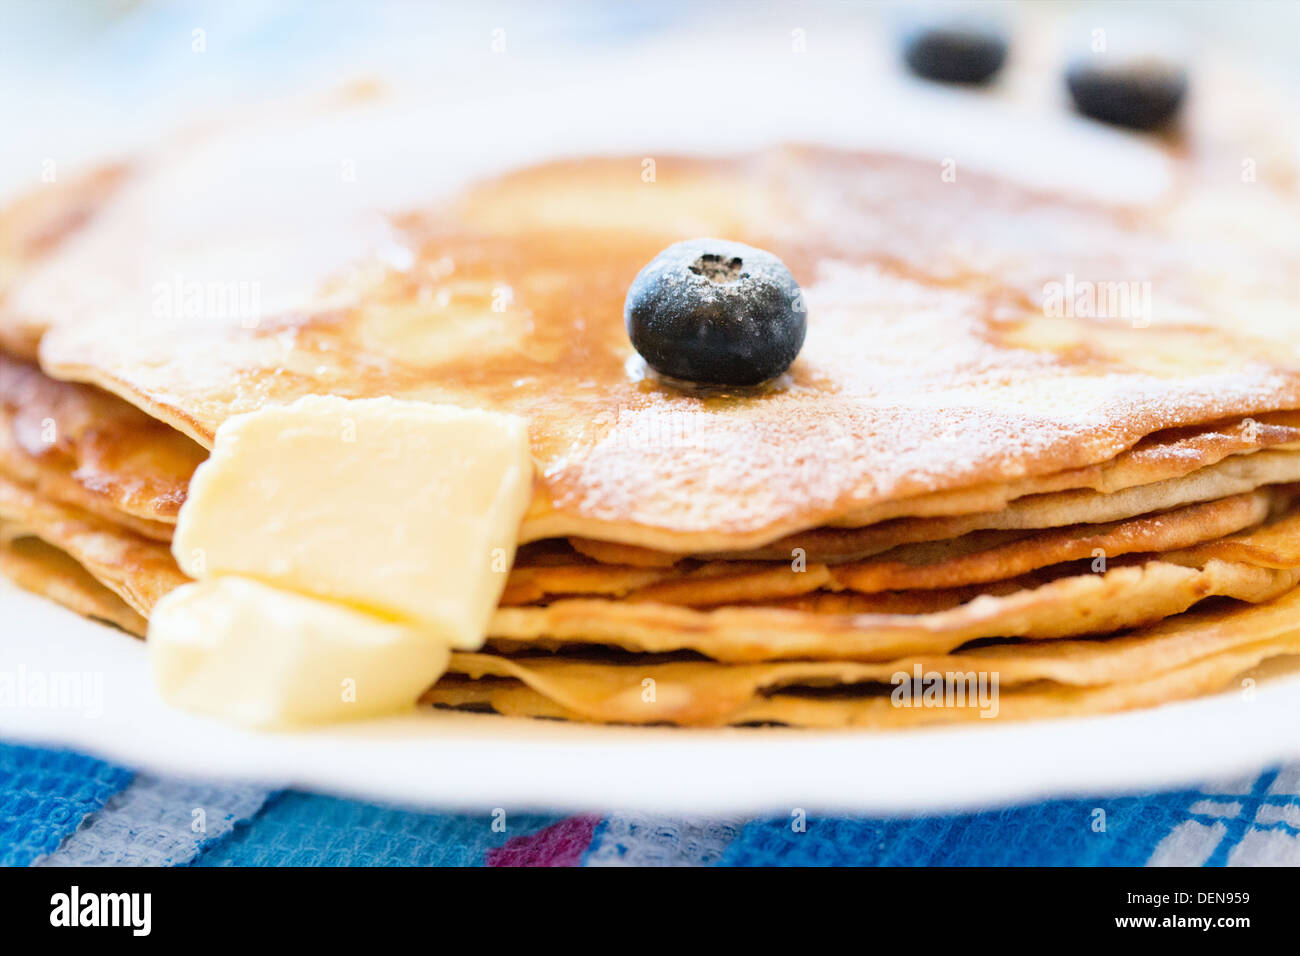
[{"left": 4, "top": 743, "right": 1298, "bottom": 866}]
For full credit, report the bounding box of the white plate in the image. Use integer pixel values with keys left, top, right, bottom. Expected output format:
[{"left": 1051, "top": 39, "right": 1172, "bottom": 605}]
[{"left": 4, "top": 577, "right": 1300, "bottom": 815}]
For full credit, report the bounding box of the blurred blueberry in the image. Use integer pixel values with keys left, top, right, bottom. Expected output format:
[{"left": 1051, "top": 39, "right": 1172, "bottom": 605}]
[
  {"left": 1066, "top": 54, "right": 1188, "bottom": 129},
  {"left": 902, "top": 19, "right": 1009, "bottom": 84}
]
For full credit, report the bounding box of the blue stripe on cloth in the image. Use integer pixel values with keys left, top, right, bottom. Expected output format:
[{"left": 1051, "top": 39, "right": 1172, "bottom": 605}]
[
  {"left": 718, "top": 789, "right": 1209, "bottom": 867},
  {"left": 191, "top": 791, "right": 567, "bottom": 867},
  {"left": 35, "top": 775, "right": 275, "bottom": 866},
  {"left": 0, "top": 743, "right": 133, "bottom": 866},
  {"left": 580, "top": 813, "right": 745, "bottom": 866}
]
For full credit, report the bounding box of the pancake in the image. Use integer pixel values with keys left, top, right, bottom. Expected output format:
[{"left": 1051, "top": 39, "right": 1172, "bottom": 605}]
[
  {"left": 11, "top": 501, "right": 1290, "bottom": 730},
  {"left": 0, "top": 165, "right": 129, "bottom": 360},
  {"left": 823, "top": 413, "right": 1300, "bottom": 528},
  {"left": 11, "top": 334, "right": 1300, "bottom": 565},
  {"left": 696, "top": 450, "right": 1300, "bottom": 562},
  {"left": 726, "top": 643, "right": 1299, "bottom": 727},
  {"left": 11, "top": 346, "right": 1300, "bottom": 553},
  {"left": 559, "top": 413, "right": 1300, "bottom": 562},
  {"left": 9, "top": 455, "right": 1300, "bottom": 669},
  {"left": 0, "top": 414, "right": 176, "bottom": 541},
  {"left": 501, "top": 562, "right": 674, "bottom": 606},
  {"left": 0, "top": 353, "right": 202, "bottom": 531},
  {"left": 2, "top": 122, "right": 1298, "bottom": 551},
  {"left": 508, "top": 491, "right": 1277, "bottom": 604},
  {"left": 828, "top": 490, "right": 1282, "bottom": 593},
  {"left": 447, "top": 587, "right": 1300, "bottom": 725},
  {"left": 7, "top": 449, "right": 1300, "bottom": 727},
  {"left": 425, "top": 632, "right": 1300, "bottom": 728},
  {"left": 0, "top": 530, "right": 147, "bottom": 635},
  {"left": 503, "top": 560, "right": 834, "bottom": 608},
  {"left": 0, "top": 474, "right": 189, "bottom": 616},
  {"left": 1166, "top": 510, "right": 1300, "bottom": 570},
  {"left": 487, "top": 560, "right": 1300, "bottom": 662}
]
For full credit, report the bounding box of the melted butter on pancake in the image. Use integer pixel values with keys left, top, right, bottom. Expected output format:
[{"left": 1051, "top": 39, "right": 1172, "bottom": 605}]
[
  {"left": 989, "top": 313, "right": 1288, "bottom": 379},
  {"left": 355, "top": 284, "right": 535, "bottom": 368}
]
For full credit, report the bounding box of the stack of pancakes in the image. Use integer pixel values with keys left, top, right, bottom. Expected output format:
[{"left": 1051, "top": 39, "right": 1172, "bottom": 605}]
[{"left": 2, "top": 89, "right": 1300, "bottom": 728}]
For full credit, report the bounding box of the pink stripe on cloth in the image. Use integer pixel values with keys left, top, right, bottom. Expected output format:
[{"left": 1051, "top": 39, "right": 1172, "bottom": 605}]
[{"left": 485, "top": 815, "right": 601, "bottom": 867}]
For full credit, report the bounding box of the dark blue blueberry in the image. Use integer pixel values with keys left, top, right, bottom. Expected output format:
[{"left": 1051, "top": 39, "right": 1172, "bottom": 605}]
[
  {"left": 902, "top": 21, "right": 1008, "bottom": 85},
  {"left": 1066, "top": 55, "right": 1187, "bottom": 130},
  {"left": 624, "top": 239, "right": 806, "bottom": 387}
]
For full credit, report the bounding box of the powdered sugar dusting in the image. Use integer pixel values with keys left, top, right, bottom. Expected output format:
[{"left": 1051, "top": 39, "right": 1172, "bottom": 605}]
[{"left": 26, "top": 127, "right": 1300, "bottom": 546}]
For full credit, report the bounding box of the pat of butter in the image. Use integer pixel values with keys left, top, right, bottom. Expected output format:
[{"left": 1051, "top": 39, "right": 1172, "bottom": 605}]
[
  {"left": 172, "top": 395, "right": 534, "bottom": 650},
  {"left": 151, "top": 577, "right": 448, "bottom": 727}
]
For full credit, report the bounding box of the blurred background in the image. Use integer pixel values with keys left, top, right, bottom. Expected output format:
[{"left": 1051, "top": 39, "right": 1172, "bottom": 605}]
[{"left": 3, "top": 0, "right": 1297, "bottom": 201}]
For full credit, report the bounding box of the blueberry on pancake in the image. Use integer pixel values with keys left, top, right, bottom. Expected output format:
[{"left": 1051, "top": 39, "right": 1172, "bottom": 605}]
[
  {"left": 623, "top": 238, "right": 806, "bottom": 387},
  {"left": 1066, "top": 54, "right": 1188, "bottom": 129}
]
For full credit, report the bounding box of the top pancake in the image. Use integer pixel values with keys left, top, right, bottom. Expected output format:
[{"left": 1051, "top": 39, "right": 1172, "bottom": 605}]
[{"left": 4, "top": 94, "right": 1300, "bottom": 552}]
